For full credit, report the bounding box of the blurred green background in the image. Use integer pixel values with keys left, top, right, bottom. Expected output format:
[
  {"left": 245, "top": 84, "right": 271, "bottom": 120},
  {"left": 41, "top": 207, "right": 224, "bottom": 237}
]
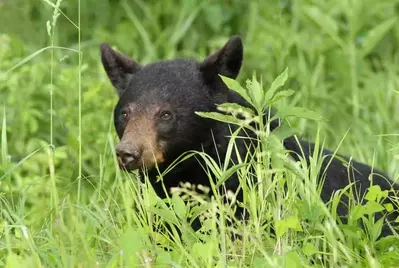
[{"left": 1, "top": 0, "right": 399, "bottom": 223}]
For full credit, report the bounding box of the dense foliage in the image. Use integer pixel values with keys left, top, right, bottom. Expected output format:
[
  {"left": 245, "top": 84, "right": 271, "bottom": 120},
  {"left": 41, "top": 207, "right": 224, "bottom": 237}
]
[{"left": 1, "top": 0, "right": 398, "bottom": 266}]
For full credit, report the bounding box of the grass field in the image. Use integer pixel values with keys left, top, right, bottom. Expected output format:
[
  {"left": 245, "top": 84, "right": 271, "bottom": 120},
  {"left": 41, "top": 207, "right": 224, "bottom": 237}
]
[{"left": 1, "top": 0, "right": 399, "bottom": 267}]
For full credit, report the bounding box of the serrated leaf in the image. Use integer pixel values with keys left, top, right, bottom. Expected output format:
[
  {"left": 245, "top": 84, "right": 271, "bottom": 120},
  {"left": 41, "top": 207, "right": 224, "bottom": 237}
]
[
  {"left": 217, "top": 102, "right": 255, "bottom": 117},
  {"left": 276, "top": 107, "right": 324, "bottom": 121},
  {"left": 268, "top": 89, "right": 295, "bottom": 104},
  {"left": 195, "top": 111, "right": 243, "bottom": 126},
  {"left": 248, "top": 73, "right": 264, "bottom": 108},
  {"left": 361, "top": 17, "right": 397, "bottom": 57},
  {"left": 302, "top": 243, "right": 318, "bottom": 256},
  {"left": 220, "top": 75, "right": 252, "bottom": 105},
  {"left": 264, "top": 67, "right": 288, "bottom": 104}
]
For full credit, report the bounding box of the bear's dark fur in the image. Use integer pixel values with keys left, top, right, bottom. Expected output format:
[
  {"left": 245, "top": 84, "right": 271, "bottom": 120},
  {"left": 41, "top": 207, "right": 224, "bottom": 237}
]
[{"left": 100, "top": 35, "right": 397, "bottom": 237}]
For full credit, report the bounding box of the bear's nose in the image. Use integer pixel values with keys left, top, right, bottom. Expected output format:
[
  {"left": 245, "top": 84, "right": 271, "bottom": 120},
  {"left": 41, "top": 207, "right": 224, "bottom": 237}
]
[{"left": 115, "top": 143, "right": 142, "bottom": 168}]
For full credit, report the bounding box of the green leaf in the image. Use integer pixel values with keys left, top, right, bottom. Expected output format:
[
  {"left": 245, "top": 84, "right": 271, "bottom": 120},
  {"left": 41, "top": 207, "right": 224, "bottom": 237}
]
[
  {"left": 365, "top": 185, "right": 382, "bottom": 201},
  {"left": 284, "top": 251, "right": 301, "bottom": 268},
  {"left": 1, "top": 109, "right": 8, "bottom": 167},
  {"left": 365, "top": 185, "right": 388, "bottom": 202},
  {"left": 190, "top": 203, "right": 212, "bottom": 222},
  {"left": 384, "top": 203, "right": 393, "bottom": 213},
  {"left": 195, "top": 111, "right": 243, "bottom": 126},
  {"left": 5, "top": 253, "right": 24, "bottom": 268},
  {"left": 1, "top": 146, "right": 48, "bottom": 181},
  {"left": 147, "top": 207, "right": 178, "bottom": 225},
  {"left": 272, "top": 125, "right": 300, "bottom": 141},
  {"left": 302, "top": 243, "right": 318, "bottom": 256},
  {"left": 285, "top": 215, "right": 302, "bottom": 231},
  {"left": 155, "top": 251, "right": 173, "bottom": 266},
  {"left": 268, "top": 89, "right": 295, "bottom": 104},
  {"left": 264, "top": 67, "right": 288, "bottom": 104},
  {"left": 296, "top": 200, "right": 324, "bottom": 222},
  {"left": 303, "top": 6, "right": 343, "bottom": 47},
  {"left": 119, "top": 228, "right": 146, "bottom": 266},
  {"left": 172, "top": 194, "right": 187, "bottom": 220},
  {"left": 352, "top": 205, "right": 366, "bottom": 220},
  {"left": 340, "top": 224, "right": 362, "bottom": 238},
  {"left": 303, "top": 6, "right": 338, "bottom": 33},
  {"left": 275, "top": 219, "right": 287, "bottom": 237},
  {"left": 14, "top": 229, "right": 22, "bottom": 239},
  {"left": 248, "top": 73, "right": 264, "bottom": 108},
  {"left": 191, "top": 241, "right": 215, "bottom": 261},
  {"left": 364, "top": 201, "right": 385, "bottom": 215},
  {"left": 275, "top": 215, "right": 302, "bottom": 237},
  {"left": 216, "top": 163, "right": 247, "bottom": 188},
  {"left": 220, "top": 75, "right": 252, "bottom": 105},
  {"left": 276, "top": 107, "right": 324, "bottom": 121},
  {"left": 370, "top": 217, "right": 384, "bottom": 240},
  {"left": 361, "top": 17, "right": 397, "bottom": 57},
  {"left": 5, "top": 46, "right": 79, "bottom": 75},
  {"left": 217, "top": 102, "right": 255, "bottom": 117},
  {"left": 253, "top": 257, "right": 268, "bottom": 268}
]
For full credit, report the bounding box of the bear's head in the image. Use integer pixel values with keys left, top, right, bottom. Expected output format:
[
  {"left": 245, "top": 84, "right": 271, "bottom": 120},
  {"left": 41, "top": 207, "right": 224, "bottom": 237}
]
[{"left": 100, "top": 36, "right": 243, "bottom": 171}]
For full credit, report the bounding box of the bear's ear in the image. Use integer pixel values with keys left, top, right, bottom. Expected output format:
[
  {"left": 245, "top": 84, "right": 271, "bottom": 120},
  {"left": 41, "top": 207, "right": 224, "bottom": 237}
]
[
  {"left": 200, "top": 35, "right": 243, "bottom": 81},
  {"left": 100, "top": 43, "right": 141, "bottom": 96}
]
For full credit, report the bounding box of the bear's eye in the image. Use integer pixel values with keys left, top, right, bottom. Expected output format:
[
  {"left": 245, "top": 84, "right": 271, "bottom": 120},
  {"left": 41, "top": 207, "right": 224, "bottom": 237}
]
[
  {"left": 120, "top": 111, "right": 129, "bottom": 120},
  {"left": 160, "top": 111, "right": 172, "bottom": 121}
]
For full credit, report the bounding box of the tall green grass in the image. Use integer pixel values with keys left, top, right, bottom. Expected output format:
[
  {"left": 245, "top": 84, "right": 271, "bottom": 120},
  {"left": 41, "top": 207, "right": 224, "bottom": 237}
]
[{"left": 1, "top": 0, "right": 398, "bottom": 267}]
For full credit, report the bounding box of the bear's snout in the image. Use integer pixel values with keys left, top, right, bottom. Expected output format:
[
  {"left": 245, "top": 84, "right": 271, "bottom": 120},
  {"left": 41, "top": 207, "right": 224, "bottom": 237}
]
[{"left": 115, "top": 142, "right": 142, "bottom": 170}]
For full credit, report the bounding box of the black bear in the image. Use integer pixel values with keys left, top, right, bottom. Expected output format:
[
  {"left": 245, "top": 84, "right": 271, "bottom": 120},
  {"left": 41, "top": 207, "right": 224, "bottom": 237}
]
[{"left": 100, "top": 35, "right": 397, "bottom": 237}]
